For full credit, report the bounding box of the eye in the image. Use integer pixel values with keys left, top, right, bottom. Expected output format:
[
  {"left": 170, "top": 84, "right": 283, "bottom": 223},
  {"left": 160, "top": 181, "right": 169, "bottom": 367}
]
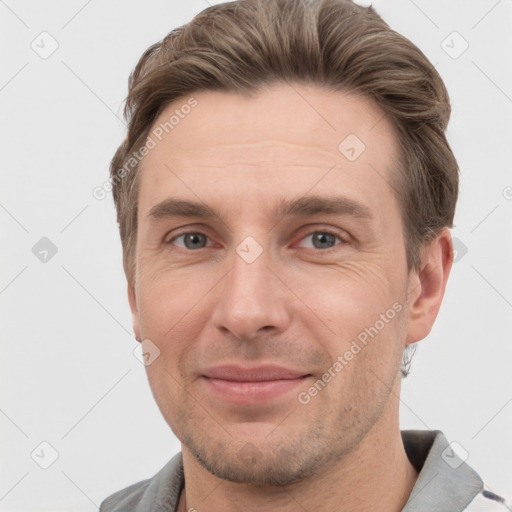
[
  {"left": 166, "top": 229, "right": 348, "bottom": 252},
  {"left": 169, "top": 232, "right": 212, "bottom": 250},
  {"left": 297, "top": 231, "right": 347, "bottom": 250}
]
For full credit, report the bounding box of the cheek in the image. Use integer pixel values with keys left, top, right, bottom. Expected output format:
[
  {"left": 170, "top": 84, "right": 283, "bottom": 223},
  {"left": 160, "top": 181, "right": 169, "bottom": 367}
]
[
  {"left": 298, "top": 262, "right": 407, "bottom": 375},
  {"left": 300, "top": 261, "right": 403, "bottom": 323},
  {"left": 138, "top": 264, "right": 201, "bottom": 315},
  {"left": 136, "top": 267, "right": 213, "bottom": 356}
]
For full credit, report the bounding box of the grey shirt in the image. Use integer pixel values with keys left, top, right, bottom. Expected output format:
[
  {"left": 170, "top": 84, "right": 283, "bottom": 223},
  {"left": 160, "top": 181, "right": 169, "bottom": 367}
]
[{"left": 99, "top": 430, "right": 509, "bottom": 511}]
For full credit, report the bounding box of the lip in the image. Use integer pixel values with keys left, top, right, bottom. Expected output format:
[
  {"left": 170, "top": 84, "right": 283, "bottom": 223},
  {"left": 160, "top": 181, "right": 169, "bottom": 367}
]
[
  {"left": 201, "top": 365, "right": 311, "bottom": 405},
  {"left": 202, "top": 364, "right": 309, "bottom": 381}
]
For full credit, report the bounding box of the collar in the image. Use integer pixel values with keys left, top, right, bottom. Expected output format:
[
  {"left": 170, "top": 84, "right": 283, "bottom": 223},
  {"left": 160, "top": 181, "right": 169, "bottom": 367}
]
[{"left": 401, "top": 430, "right": 483, "bottom": 511}]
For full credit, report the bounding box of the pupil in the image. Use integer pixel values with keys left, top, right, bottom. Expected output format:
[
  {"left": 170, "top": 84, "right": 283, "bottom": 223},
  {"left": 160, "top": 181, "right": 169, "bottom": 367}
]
[{"left": 314, "top": 232, "right": 335, "bottom": 249}]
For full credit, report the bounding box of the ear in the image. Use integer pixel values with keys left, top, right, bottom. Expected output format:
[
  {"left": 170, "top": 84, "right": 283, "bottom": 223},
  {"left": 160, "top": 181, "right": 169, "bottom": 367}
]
[
  {"left": 128, "top": 281, "right": 141, "bottom": 342},
  {"left": 405, "top": 228, "right": 454, "bottom": 345}
]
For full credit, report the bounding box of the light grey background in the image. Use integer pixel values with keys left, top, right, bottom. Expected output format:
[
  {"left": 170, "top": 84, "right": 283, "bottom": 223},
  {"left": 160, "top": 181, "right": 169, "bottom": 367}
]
[{"left": 1, "top": 0, "right": 511, "bottom": 510}]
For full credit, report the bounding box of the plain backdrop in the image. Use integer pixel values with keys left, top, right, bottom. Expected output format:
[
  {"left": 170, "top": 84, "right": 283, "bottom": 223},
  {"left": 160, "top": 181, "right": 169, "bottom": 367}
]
[{"left": 1, "top": 0, "right": 511, "bottom": 510}]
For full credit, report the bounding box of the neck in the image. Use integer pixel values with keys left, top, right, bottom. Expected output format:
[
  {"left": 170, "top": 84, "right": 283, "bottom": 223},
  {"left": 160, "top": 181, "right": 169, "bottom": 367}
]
[{"left": 179, "top": 386, "right": 417, "bottom": 512}]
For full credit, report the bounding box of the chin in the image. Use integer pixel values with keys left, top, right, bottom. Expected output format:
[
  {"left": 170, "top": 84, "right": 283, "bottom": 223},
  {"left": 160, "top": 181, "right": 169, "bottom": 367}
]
[{"left": 181, "top": 430, "right": 336, "bottom": 487}]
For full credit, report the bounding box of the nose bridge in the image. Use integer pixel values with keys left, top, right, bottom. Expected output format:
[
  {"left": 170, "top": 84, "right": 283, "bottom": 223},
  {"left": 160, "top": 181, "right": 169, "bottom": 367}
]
[
  {"left": 230, "top": 245, "right": 270, "bottom": 298},
  {"left": 212, "top": 240, "right": 290, "bottom": 339}
]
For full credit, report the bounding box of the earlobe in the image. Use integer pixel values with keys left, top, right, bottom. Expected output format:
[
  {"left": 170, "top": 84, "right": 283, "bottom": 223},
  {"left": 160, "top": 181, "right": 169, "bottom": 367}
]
[
  {"left": 405, "top": 228, "right": 454, "bottom": 345},
  {"left": 127, "top": 282, "right": 141, "bottom": 342}
]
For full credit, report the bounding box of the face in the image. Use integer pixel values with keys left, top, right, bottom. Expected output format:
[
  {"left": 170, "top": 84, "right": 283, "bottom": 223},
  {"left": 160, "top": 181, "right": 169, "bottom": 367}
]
[{"left": 129, "top": 83, "right": 414, "bottom": 485}]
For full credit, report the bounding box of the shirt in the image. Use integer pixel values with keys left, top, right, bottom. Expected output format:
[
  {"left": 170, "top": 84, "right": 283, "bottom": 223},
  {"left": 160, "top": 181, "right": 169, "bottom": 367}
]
[{"left": 99, "top": 430, "right": 510, "bottom": 511}]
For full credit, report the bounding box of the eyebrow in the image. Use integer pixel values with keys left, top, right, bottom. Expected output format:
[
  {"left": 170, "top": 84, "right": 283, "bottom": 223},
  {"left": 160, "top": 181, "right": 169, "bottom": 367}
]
[
  {"left": 146, "top": 195, "right": 373, "bottom": 222},
  {"left": 147, "top": 199, "right": 220, "bottom": 221},
  {"left": 273, "top": 195, "right": 373, "bottom": 220}
]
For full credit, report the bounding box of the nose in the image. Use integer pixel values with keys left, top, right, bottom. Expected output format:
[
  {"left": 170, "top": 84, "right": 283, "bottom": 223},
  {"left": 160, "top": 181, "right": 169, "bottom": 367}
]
[{"left": 211, "top": 245, "right": 292, "bottom": 341}]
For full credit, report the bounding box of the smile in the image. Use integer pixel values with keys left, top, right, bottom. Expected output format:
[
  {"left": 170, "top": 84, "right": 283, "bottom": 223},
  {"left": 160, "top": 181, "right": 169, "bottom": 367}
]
[{"left": 200, "top": 364, "right": 311, "bottom": 405}]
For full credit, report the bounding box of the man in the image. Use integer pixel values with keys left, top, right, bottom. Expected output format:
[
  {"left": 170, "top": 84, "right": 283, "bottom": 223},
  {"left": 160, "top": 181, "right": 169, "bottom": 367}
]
[{"left": 100, "top": 0, "right": 509, "bottom": 510}]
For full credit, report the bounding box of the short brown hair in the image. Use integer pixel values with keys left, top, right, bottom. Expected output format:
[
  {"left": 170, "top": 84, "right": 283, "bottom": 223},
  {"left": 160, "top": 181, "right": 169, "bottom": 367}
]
[{"left": 110, "top": 0, "right": 458, "bottom": 283}]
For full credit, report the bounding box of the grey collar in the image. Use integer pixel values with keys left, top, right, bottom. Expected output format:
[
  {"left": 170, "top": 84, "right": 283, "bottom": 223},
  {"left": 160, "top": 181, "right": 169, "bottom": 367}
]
[{"left": 401, "top": 430, "right": 483, "bottom": 511}]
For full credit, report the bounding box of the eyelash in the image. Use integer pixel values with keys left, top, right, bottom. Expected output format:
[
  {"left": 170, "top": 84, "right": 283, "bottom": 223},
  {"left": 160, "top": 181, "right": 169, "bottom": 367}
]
[{"left": 166, "top": 229, "right": 350, "bottom": 252}]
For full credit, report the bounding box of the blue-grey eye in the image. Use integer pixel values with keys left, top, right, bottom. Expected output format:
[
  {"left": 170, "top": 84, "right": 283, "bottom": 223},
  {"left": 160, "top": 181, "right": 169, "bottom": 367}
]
[
  {"left": 173, "top": 232, "right": 209, "bottom": 249},
  {"left": 310, "top": 232, "right": 338, "bottom": 249}
]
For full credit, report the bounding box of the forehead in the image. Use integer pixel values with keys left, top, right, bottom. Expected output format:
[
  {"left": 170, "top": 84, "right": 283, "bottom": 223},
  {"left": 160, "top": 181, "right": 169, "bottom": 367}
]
[{"left": 138, "top": 83, "right": 400, "bottom": 220}]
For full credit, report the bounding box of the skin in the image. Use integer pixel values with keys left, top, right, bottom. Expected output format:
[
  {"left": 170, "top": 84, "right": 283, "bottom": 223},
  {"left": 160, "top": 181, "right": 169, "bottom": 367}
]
[{"left": 128, "top": 83, "right": 453, "bottom": 512}]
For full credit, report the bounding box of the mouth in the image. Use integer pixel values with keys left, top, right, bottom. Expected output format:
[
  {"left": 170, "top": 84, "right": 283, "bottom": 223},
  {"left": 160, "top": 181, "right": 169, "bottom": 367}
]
[{"left": 201, "top": 365, "right": 311, "bottom": 404}]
